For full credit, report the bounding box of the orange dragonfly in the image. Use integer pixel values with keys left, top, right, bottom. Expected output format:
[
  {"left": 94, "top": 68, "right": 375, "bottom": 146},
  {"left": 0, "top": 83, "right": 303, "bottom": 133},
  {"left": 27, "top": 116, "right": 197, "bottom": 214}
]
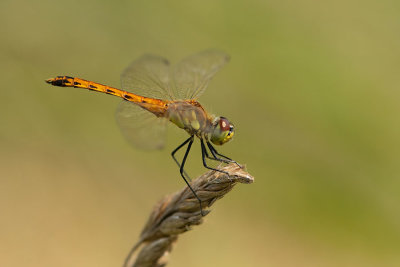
[{"left": 46, "top": 50, "right": 239, "bottom": 215}]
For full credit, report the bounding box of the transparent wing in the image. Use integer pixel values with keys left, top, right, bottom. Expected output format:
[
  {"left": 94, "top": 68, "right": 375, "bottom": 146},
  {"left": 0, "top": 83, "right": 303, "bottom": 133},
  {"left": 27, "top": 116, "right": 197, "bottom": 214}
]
[
  {"left": 171, "top": 49, "right": 230, "bottom": 100},
  {"left": 121, "top": 54, "right": 174, "bottom": 100},
  {"left": 115, "top": 101, "right": 168, "bottom": 150},
  {"left": 116, "top": 51, "right": 228, "bottom": 149}
]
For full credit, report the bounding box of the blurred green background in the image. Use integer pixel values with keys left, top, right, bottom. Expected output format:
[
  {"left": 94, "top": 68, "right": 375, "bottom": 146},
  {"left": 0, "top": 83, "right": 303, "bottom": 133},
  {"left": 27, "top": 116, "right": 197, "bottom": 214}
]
[{"left": 1, "top": 0, "right": 400, "bottom": 266}]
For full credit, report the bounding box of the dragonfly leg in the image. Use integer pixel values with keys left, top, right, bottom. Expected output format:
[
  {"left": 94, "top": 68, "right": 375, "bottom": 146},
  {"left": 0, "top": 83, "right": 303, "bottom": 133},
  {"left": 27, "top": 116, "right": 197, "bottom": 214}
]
[
  {"left": 200, "top": 139, "right": 229, "bottom": 175},
  {"left": 206, "top": 141, "right": 242, "bottom": 168},
  {"left": 202, "top": 141, "right": 229, "bottom": 164},
  {"left": 178, "top": 136, "right": 205, "bottom": 216},
  {"left": 171, "top": 136, "right": 192, "bottom": 181}
]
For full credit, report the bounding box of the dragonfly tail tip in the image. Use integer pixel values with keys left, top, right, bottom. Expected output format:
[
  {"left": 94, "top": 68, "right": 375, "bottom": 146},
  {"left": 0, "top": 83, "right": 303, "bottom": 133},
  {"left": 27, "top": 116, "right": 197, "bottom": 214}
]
[{"left": 45, "top": 78, "right": 53, "bottom": 84}]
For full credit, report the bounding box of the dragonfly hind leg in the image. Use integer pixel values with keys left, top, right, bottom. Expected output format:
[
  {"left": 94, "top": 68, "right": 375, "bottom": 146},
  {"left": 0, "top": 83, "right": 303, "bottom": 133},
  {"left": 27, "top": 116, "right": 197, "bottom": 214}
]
[
  {"left": 172, "top": 135, "right": 205, "bottom": 216},
  {"left": 171, "top": 136, "right": 192, "bottom": 181}
]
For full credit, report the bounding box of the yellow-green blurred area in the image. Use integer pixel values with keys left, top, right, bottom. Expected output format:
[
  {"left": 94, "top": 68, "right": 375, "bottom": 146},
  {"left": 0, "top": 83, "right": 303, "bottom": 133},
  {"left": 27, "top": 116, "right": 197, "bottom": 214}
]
[{"left": 1, "top": 0, "right": 400, "bottom": 266}]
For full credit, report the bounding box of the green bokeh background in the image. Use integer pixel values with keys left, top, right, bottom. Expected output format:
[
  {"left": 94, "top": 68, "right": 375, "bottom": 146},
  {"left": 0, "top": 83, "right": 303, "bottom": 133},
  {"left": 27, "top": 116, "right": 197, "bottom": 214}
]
[{"left": 1, "top": 0, "right": 400, "bottom": 266}]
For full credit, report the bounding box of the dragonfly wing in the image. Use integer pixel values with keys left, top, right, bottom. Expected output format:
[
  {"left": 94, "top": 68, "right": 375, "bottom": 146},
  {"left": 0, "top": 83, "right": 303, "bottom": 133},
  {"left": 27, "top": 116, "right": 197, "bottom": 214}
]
[
  {"left": 121, "top": 54, "right": 174, "bottom": 100},
  {"left": 171, "top": 49, "right": 230, "bottom": 100},
  {"left": 115, "top": 100, "right": 168, "bottom": 150}
]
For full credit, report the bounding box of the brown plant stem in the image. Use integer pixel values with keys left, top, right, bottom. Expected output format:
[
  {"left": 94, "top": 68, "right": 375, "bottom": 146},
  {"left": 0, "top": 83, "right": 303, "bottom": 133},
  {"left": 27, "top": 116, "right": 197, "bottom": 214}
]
[{"left": 123, "top": 163, "right": 254, "bottom": 267}]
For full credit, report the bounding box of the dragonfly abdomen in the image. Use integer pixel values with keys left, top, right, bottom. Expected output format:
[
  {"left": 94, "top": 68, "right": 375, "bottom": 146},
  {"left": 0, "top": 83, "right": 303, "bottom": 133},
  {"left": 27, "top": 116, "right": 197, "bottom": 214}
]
[
  {"left": 47, "top": 76, "right": 130, "bottom": 98},
  {"left": 46, "top": 76, "right": 169, "bottom": 116}
]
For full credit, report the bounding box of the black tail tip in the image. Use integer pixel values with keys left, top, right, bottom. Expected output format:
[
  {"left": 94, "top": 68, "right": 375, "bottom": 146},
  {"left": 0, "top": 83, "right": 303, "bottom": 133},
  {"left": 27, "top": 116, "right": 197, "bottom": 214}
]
[{"left": 45, "top": 78, "right": 54, "bottom": 84}]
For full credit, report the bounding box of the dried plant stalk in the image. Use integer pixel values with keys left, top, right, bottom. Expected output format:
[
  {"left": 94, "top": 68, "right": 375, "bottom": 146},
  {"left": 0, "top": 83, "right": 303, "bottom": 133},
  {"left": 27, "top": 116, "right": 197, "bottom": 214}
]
[{"left": 123, "top": 163, "right": 254, "bottom": 267}]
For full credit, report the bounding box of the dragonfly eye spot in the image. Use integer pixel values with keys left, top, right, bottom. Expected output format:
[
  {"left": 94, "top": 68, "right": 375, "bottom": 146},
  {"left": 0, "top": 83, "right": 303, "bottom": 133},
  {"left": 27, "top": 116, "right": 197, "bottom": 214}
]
[
  {"left": 219, "top": 117, "right": 231, "bottom": 131},
  {"left": 211, "top": 117, "right": 234, "bottom": 145}
]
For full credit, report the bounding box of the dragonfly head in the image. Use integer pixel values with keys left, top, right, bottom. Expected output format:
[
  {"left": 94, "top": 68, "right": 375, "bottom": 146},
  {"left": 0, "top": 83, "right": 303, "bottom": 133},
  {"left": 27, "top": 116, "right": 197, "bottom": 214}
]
[{"left": 210, "top": 117, "right": 235, "bottom": 145}]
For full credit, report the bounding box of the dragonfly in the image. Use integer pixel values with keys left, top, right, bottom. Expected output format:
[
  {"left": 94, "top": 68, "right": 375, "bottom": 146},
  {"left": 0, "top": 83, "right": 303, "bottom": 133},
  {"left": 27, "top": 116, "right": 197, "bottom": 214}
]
[{"left": 46, "top": 50, "right": 239, "bottom": 215}]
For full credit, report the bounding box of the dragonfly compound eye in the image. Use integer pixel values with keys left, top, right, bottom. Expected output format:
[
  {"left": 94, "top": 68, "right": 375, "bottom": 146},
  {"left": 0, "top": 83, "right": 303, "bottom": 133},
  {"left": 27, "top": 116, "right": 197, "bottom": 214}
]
[{"left": 210, "top": 117, "right": 235, "bottom": 145}]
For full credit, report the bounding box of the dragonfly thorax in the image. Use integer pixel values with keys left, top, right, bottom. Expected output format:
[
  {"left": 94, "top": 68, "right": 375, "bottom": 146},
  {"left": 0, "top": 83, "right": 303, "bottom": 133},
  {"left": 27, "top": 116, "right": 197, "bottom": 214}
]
[
  {"left": 166, "top": 101, "right": 234, "bottom": 145},
  {"left": 167, "top": 101, "right": 213, "bottom": 138}
]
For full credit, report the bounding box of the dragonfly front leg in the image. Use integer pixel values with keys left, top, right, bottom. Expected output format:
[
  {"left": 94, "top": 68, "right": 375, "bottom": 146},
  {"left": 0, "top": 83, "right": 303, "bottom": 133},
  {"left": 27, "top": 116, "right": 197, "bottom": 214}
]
[
  {"left": 200, "top": 139, "right": 229, "bottom": 175},
  {"left": 206, "top": 141, "right": 242, "bottom": 168}
]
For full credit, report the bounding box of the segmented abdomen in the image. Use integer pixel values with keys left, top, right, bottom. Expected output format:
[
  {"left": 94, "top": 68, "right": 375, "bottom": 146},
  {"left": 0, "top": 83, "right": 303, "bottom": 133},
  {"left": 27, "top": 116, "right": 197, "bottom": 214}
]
[{"left": 46, "top": 76, "right": 169, "bottom": 116}]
